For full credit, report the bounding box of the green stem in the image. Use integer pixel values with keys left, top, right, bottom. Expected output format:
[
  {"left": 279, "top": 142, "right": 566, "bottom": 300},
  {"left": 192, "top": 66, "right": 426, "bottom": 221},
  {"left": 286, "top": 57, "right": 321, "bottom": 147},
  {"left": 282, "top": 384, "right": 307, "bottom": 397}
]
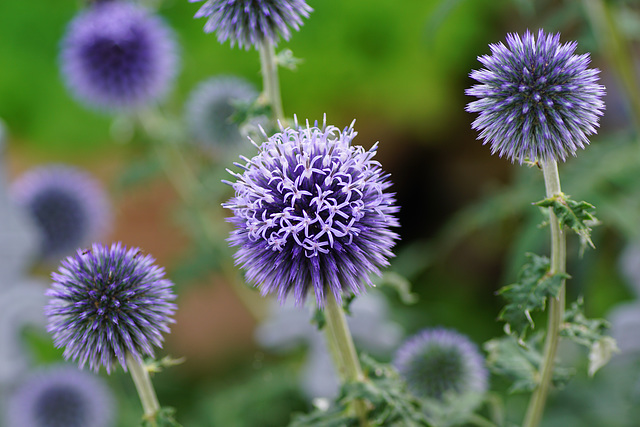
[
  {"left": 522, "top": 158, "right": 567, "bottom": 427},
  {"left": 323, "top": 292, "right": 369, "bottom": 426},
  {"left": 259, "top": 40, "right": 285, "bottom": 124},
  {"left": 126, "top": 353, "right": 160, "bottom": 419},
  {"left": 467, "top": 413, "right": 499, "bottom": 427}
]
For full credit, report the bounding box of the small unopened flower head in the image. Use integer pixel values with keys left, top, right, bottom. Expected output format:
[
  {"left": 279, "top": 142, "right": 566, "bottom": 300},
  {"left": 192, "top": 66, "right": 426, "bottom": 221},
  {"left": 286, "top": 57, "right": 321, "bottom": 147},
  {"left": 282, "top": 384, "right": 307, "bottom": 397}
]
[
  {"left": 60, "top": 2, "right": 179, "bottom": 111},
  {"left": 10, "top": 165, "right": 111, "bottom": 262},
  {"left": 5, "top": 365, "right": 114, "bottom": 427},
  {"left": 223, "top": 117, "right": 400, "bottom": 306},
  {"left": 393, "top": 328, "right": 488, "bottom": 401},
  {"left": 190, "top": 0, "right": 313, "bottom": 49},
  {"left": 466, "top": 29, "right": 605, "bottom": 163},
  {"left": 185, "top": 76, "right": 260, "bottom": 151},
  {"left": 45, "top": 243, "right": 177, "bottom": 373}
]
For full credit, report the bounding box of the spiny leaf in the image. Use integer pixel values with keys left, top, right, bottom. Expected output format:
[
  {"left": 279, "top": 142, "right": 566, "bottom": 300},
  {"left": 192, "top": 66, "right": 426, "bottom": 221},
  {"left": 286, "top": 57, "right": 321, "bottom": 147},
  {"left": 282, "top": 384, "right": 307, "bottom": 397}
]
[
  {"left": 484, "top": 335, "right": 573, "bottom": 393},
  {"left": 561, "top": 298, "right": 619, "bottom": 376},
  {"left": 498, "top": 253, "right": 568, "bottom": 338},
  {"left": 141, "top": 407, "right": 181, "bottom": 427},
  {"left": 145, "top": 356, "right": 186, "bottom": 374},
  {"left": 534, "top": 192, "right": 599, "bottom": 254},
  {"left": 374, "top": 271, "right": 419, "bottom": 305}
]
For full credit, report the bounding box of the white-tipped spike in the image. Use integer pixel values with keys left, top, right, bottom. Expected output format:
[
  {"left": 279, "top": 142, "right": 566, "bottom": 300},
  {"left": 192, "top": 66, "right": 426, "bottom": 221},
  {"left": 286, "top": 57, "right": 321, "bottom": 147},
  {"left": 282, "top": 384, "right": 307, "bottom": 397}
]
[
  {"left": 322, "top": 113, "right": 327, "bottom": 130},
  {"left": 349, "top": 119, "right": 356, "bottom": 130},
  {"left": 293, "top": 114, "right": 299, "bottom": 128}
]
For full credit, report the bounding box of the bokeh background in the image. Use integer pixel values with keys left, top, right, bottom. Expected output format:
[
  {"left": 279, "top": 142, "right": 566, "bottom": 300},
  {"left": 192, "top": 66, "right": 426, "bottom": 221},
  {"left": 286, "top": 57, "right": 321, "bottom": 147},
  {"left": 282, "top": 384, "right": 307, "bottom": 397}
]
[{"left": 3, "top": 0, "right": 640, "bottom": 426}]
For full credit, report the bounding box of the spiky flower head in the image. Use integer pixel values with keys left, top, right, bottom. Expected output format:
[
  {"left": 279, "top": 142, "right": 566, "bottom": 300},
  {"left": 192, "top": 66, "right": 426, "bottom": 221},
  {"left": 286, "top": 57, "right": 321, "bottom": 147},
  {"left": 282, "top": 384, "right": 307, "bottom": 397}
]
[
  {"left": 5, "top": 365, "right": 114, "bottom": 427},
  {"left": 45, "top": 243, "right": 177, "bottom": 373},
  {"left": 10, "top": 165, "right": 111, "bottom": 262},
  {"left": 185, "top": 75, "right": 260, "bottom": 151},
  {"left": 393, "top": 328, "right": 488, "bottom": 401},
  {"left": 60, "top": 2, "right": 179, "bottom": 111},
  {"left": 190, "top": 0, "right": 313, "bottom": 49},
  {"left": 223, "top": 118, "right": 400, "bottom": 307},
  {"left": 466, "top": 29, "right": 605, "bottom": 163}
]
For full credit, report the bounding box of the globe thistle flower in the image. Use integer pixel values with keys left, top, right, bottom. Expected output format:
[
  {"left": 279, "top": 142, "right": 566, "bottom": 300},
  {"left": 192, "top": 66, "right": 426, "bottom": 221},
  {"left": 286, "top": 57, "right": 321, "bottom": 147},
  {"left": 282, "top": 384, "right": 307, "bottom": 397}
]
[
  {"left": 190, "top": 0, "right": 313, "bottom": 49},
  {"left": 45, "top": 242, "right": 177, "bottom": 373},
  {"left": 185, "top": 76, "right": 261, "bottom": 151},
  {"left": 10, "top": 165, "right": 111, "bottom": 262},
  {"left": 5, "top": 365, "right": 114, "bottom": 427},
  {"left": 393, "top": 328, "right": 488, "bottom": 401},
  {"left": 60, "top": 2, "right": 179, "bottom": 111},
  {"left": 466, "top": 29, "right": 605, "bottom": 163},
  {"left": 223, "top": 118, "right": 400, "bottom": 306}
]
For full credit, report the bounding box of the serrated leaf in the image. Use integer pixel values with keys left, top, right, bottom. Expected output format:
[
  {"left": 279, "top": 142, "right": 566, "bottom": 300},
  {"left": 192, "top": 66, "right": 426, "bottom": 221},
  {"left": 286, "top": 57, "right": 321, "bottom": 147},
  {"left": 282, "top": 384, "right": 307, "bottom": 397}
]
[
  {"left": 498, "top": 253, "right": 568, "bottom": 338},
  {"left": 534, "top": 193, "right": 599, "bottom": 254},
  {"left": 141, "top": 407, "right": 181, "bottom": 427},
  {"left": 561, "top": 298, "right": 619, "bottom": 376},
  {"left": 484, "top": 335, "right": 573, "bottom": 393},
  {"left": 374, "top": 271, "right": 419, "bottom": 305}
]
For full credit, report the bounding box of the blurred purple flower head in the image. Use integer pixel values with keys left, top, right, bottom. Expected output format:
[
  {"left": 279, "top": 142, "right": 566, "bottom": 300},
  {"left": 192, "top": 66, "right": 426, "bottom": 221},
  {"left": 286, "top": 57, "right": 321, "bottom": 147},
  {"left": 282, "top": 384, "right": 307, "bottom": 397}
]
[
  {"left": 185, "top": 75, "right": 260, "bottom": 150},
  {"left": 223, "top": 117, "right": 400, "bottom": 307},
  {"left": 5, "top": 365, "right": 114, "bottom": 427},
  {"left": 190, "top": 0, "right": 313, "bottom": 49},
  {"left": 466, "top": 29, "right": 605, "bottom": 163},
  {"left": 45, "top": 243, "right": 177, "bottom": 373},
  {"left": 393, "top": 328, "right": 488, "bottom": 402},
  {"left": 10, "top": 165, "right": 111, "bottom": 262},
  {"left": 59, "top": 2, "right": 179, "bottom": 111}
]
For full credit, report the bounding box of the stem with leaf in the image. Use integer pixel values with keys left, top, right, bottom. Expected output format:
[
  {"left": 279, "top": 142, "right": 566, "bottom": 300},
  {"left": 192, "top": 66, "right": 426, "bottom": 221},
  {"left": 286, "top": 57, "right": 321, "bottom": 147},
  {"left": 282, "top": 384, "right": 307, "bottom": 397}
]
[
  {"left": 126, "top": 353, "right": 161, "bottom": 420},
  {"left": 323, "top": 291, "right": 369, "bottom": 426},
  {"left": 522, "top": 158, "right": 567, "bottom": 427}
]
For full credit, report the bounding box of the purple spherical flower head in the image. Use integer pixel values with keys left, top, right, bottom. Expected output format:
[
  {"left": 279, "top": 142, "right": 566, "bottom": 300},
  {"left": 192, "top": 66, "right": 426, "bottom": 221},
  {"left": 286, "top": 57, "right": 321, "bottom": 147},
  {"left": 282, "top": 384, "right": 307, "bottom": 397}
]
[
  {"left": 60, "top": 2, "right": 179, "bottom": 111},
  {"left": 45, "top": 243, "right": 177, "bottom": 373},
  {"left": 190, "top": 0, "right": 313, "bottom": 49},
  {"left": 466, "top": 29, "right": 605, "bottom": 163},
  {"left": 393, "top": 328, "right": 488, "bottom": 401},
  {"left": 185, "top": 75, "right": 260, "bottom": 149},
  {"left": 223, "top": 117, "right": 400, "bottom": 307},
  {"left": 5, "top": 365, "right": 114, "bottom": 427},
  {"left": 10, "top": 165, "right": 111, "bottom": 262}
]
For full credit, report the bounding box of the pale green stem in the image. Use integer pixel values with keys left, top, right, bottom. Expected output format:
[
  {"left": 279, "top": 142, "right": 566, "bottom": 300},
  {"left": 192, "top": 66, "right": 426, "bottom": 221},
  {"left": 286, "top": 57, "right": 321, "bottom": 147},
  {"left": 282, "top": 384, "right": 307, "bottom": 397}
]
[
  {"left": 467, "top": 413, "right": 499, "bottom": 427},
  {"left": 323, "top": 292, "right": 369, "bottom": 426},
  {"left": 522, "top": 158, "right": 567, "bottom": 427},
  {"left": 259, "top": 40, "right": 285, "bottom": 124},
  {"left": 126, "top": 353, "right": 160, "bottom": 419}
]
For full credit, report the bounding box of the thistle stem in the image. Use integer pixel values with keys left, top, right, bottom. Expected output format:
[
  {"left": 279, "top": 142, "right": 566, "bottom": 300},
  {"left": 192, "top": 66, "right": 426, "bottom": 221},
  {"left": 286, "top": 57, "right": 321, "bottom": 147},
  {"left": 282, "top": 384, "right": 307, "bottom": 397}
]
[
  {"left": 259, "top": 40, "right": 285, "bottom": 124},
  {"left": 522, "top": 158, "right": 567, "bottom": 427},
  {"left": 126, "top": 353, "right": 160, "bottom": 419},
  {"left": 323, "top": 292, "right": 369, "bottom": 426}
]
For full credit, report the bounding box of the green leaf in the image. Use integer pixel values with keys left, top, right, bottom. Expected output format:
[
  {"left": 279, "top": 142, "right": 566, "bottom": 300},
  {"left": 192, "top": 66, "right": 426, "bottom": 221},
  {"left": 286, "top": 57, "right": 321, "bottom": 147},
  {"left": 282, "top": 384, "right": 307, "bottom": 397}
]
[
  {"left": 276, "top": 48, "right": 304, "bottom": 70},
  {"left": 289, "top": 355, "right": 433, "bottom": 426},
  {"left": 374, "top": 271, "right": 419, "bottom": 305},
  {"left": 534, "top": 193, "right": 599, "bottom": 254},
  {"left": 145, "top": 356, "right": 186, "bottom": 374},
  {"left": 498, "top": 253, "right": 568, "bottom": 338},
  {"left": 484, "top": 335, "right": 573, "bottom": 393},
  {"left": 561, "top": 298, "right": 619, "bottom": 376},
  {"left": 141, "top": 407, "right": 181, "bottom": 427}
]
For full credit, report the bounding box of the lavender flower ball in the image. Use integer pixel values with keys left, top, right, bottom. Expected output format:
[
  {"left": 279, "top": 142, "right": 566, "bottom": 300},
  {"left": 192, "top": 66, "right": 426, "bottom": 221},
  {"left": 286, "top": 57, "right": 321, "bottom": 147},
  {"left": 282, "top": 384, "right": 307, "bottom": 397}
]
[
  {"left": 45, "top": 243, "right": 177, "bottom": 373},
  {"left": 393, "top": 328, "right": 488, "bottom": 401},
  {"left": 5, "top": 366, "right": 114, "bottom": 427},
  {"left": 190, "top": 0, "right": 313, "bottom": 49},
  {"left": 223, "top": 118, "right": 400, "bottom": 306},
  {"left": 185, "top": 76, "right": 259, "bottom": 150},
  {"left": 10, "top": 165, "right": 111, "bottom": 262},
  {"left": 60, "top": 2, "right": 179, "bottom": 111},
  {"left": 466, "top": 29, "right": 605, "bottom": 163}
]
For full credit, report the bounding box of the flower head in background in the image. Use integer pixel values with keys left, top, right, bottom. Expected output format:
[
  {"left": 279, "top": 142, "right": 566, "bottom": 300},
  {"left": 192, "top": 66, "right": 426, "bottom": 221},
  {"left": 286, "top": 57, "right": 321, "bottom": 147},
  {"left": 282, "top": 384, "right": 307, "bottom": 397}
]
[
  {"left": 190, "top": 0, "right": 313, "bottom": 49},
  {"left": 466, "top": 29, "right": 605, "bottom": 163},
  {"left": 185, "top": 76, "right": 261, "bottom": 151},
  {"left": 394, "top": 328, "right": 488, "bottom": 402},
  {"left": 60, "top": 2, "right": 179, "bottom": 111},
  {"left": 10, "top": 165, "right": 111, "bottom": 262},
  {"left": 5, "top": 365, "right": 114, "bottom": 427},
  {"left": 45, "top": 243, "right": 177, "bottom": 373},
  {"left": 223, "top": 118, "right": 400, "bottom": 306}
]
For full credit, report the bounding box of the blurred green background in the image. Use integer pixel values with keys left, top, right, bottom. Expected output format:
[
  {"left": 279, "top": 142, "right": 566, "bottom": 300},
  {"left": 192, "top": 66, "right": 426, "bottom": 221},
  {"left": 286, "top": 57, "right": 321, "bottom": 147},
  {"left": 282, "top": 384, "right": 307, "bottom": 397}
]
[{"left": 4, "top": 0, "right": 640, "bottom": 426}]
